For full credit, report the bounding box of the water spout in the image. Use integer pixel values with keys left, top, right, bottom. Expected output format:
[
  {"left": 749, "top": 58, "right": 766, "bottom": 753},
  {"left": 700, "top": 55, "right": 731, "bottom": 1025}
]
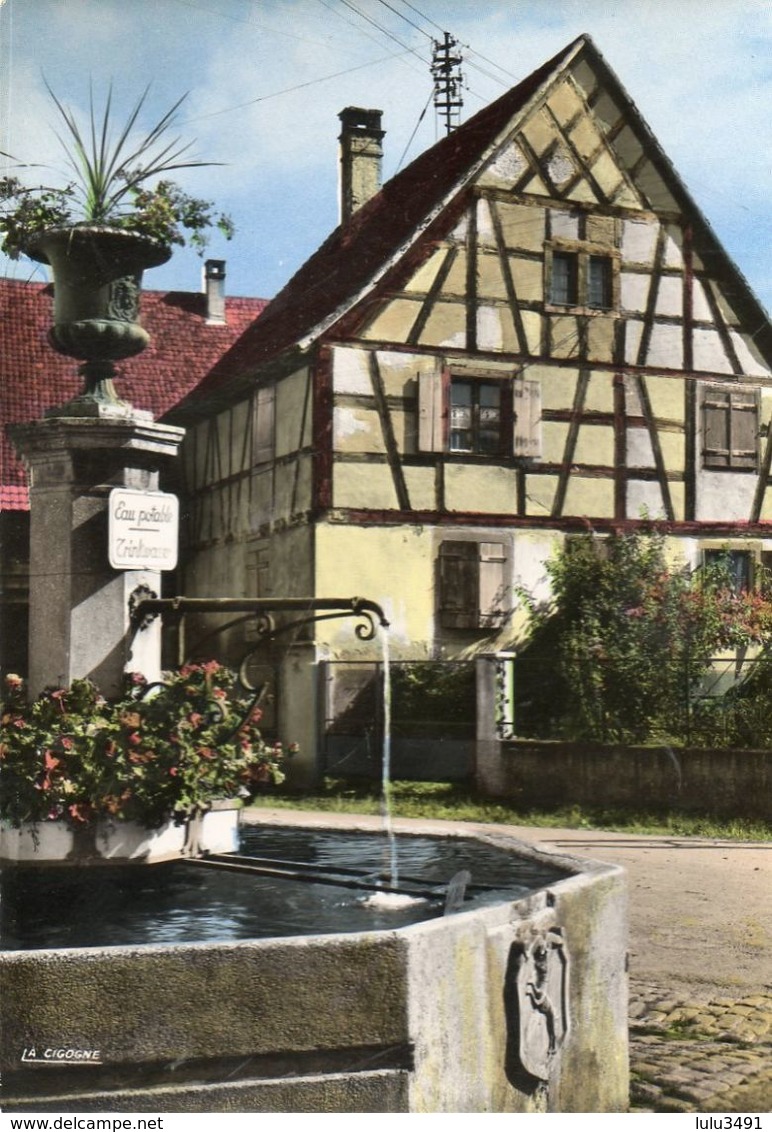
[{"left": 380, "top": 625, "right": 398, "bottom": 887}]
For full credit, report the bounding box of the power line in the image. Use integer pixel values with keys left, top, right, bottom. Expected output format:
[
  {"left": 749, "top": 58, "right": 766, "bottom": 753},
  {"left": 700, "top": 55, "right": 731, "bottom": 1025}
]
[
  {"left": 395, "top": 86, "right": 433, "bottom": 173},
  {"left": 335, "top": 0, "right": 426, "bottom": 65},
  {"left": 183, "top": 49, "right": 414, "bottom": 123},
  {"left": 374, "top": 0, "right": 431, "bottom": 40}
]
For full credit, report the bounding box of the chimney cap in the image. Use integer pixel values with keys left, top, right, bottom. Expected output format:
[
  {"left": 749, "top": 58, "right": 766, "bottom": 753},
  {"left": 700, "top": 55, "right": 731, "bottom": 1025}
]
[
  {"left": 205, "top": 258, "right": 226, "bottom": 279},
  {"left": 338, "top": 107, "right": 384, "bottom": 136}
]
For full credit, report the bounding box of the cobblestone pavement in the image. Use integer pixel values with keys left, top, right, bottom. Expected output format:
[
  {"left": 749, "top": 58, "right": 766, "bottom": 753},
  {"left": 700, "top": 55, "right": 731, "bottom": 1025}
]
[{"left": 629, "top": 981, "right": 772, "bottom": 1112}]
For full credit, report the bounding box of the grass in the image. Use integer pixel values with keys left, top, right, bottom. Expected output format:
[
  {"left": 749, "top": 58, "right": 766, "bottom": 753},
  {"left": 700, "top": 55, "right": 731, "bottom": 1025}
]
[{"left": 249, "top": 779, "right": 772, "bottom": 842}]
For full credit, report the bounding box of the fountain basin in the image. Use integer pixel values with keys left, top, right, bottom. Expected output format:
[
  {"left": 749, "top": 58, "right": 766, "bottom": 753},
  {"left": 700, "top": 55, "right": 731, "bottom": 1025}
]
[{"left": 0, "top": 813, "right": 629, "bottom": 1112}]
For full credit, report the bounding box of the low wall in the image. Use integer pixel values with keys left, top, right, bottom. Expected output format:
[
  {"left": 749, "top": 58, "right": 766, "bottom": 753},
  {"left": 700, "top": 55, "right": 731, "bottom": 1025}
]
[{"left": 476, "top": 739, "right": 772, "bottom": 817}]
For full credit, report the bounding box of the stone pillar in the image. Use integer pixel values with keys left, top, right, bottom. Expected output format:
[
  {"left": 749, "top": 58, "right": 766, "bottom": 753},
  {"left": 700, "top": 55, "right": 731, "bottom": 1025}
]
[
  {"left": 10, "top": 413, "right": 184, "bottom": 699},
  {"left": 278, "top": 641, "right": 321, "bottom": 788},
  {"left": 475, "top": 652, "right": 515, "bottom": 795}
]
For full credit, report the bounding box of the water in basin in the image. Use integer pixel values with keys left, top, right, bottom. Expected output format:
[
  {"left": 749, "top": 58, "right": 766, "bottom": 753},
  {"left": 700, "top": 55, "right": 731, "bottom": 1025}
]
[{"left": 0, "top": 826, "right": 568, "bottom": 951}]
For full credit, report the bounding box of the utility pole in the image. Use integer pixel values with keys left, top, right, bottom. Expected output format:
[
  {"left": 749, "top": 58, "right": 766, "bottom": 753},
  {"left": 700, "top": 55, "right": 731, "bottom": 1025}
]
[{"left": 431, "top": 32, "right": 463, "bottom": 136}]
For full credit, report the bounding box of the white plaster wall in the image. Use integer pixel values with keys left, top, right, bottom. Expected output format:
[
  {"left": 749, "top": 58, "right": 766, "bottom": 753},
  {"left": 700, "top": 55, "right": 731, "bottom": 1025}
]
[
  {"left": 627, "top": 480, "right": 667, "bottom": 520},
  {"left": 646, "top": 323, "right": 683, "bottom": 369},
  {"left": 696, "top": 471, "right": 756, "bottom": 522},
  {"left": 693, "top": 329, "right": 733, "bottom": 374},
  {"left": 626, "top": 427, "right": 655, "bottom": 468},
  {"left": 622, "top": 217, "right": 657, "bottom": 264}
]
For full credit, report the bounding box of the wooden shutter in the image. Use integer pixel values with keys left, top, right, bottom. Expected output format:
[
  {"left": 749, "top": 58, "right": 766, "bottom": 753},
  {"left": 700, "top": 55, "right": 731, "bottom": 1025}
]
[
  {"left": 731, "top": 391, "right": 759, "bottom": 468},
  {"left": 254, "top": 385, "right": 275, "bottom": 465},
  {"left": 479, "top": 542, "right": 507, "bottom": 627},
  {"left": 513, "top": 378, "right": 542, "bottom": 459},
  {"left": 703, "top": 386, "right": 758, "bottom": 469},
  {"left": 439, "top": 541, "right": 478, "bottom": 628},
  {"left": 418, "top": 367, "right": 445, "bottom": 452}
]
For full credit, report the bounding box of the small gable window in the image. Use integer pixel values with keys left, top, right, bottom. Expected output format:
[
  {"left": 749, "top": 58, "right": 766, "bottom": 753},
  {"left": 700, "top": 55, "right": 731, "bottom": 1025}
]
[
  {"left": 702, "top": 385, "right": 758, "bottom": 471},
  {"left": 438, "top": 540, "right": 508, "bottom": 629},
  {"left": 546, "top": 245, "right": 617, "bottom": 311}
]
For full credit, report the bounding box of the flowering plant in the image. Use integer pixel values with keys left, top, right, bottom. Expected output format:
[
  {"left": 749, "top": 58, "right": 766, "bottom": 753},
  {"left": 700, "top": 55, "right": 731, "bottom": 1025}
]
[
  {"left": 0, "top": 663, "right": 291, "bottom": 830},
  {"left": 0, "top": 83, "right": 233, "bottom": 259}
]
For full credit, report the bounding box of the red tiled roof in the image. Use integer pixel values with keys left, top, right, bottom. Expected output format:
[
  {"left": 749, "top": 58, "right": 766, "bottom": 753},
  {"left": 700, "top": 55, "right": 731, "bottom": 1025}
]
[
  {"left": 0, "top": 278, "right": 266, "bottom": 509},
  {"left": 172, "top": 36, "right": 585, "bottom": 417}
]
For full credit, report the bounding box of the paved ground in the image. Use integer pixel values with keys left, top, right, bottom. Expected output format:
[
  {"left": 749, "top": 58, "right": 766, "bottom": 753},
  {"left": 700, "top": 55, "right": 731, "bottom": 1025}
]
[{"left": 252, "top": 809, "right": 771, "bottom": 1112}]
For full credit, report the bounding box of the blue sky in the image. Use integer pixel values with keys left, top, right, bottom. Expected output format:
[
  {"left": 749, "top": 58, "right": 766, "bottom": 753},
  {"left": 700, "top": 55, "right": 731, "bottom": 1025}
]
[{"left": 1, "top": 0, "right": 770, "bottom": 312}]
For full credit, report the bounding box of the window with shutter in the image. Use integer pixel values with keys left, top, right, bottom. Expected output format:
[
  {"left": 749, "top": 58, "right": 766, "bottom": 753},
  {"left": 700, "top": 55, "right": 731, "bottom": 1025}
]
[
  {"left": 702, "top": 386, "right": 758, "bottom": 470},
  {"left": 438, "top": 540, "right": 508, "bottom": 629}
]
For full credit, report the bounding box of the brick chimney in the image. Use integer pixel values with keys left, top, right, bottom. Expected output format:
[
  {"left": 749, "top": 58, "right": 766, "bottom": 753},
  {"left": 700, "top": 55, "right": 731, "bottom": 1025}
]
[
  {"left": 204, "top": 259, "right": 226, "bottom": 325},
  {"left": 338, "top": 107, "right": 385, "bottom": 224}
]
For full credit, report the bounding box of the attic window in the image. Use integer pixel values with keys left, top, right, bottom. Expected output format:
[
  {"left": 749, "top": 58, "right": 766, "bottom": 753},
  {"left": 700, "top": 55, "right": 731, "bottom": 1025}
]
[{"left": 547, "top": 246, "right": 617, "bottom": 311}]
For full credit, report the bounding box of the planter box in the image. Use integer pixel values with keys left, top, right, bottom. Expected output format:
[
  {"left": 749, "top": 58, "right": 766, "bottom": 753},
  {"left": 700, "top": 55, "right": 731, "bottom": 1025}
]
[{"left": 0, "top": 804, "right": 240, "bottom": 865}]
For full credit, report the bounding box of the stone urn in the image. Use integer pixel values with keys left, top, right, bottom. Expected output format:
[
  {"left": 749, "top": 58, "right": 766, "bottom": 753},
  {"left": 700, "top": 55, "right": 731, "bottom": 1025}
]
[{"left": 26, "top": 225, "right": 170, "bottom": 412}]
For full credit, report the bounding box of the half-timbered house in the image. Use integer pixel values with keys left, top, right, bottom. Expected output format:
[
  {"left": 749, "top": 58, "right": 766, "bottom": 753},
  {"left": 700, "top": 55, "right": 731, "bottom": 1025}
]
[{"left": 167, "top": 33, "right": 772, "bottom": 782}]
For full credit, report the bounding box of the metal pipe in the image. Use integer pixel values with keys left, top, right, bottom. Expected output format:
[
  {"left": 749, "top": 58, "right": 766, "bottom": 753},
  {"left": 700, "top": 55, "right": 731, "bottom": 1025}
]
[{"left": 130, "top": 595, "right": 389, "bottom": 629}]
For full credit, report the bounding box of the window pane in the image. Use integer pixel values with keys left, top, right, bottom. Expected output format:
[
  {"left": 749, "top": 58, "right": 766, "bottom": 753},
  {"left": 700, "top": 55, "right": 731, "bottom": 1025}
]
[
  {"left": 478, "top": 383, "right": 502, "bottom": 454},
  {"left": 551, "top": 252, "right": 577, "bottom": 305},
  {"left": 588, "top": 256, "right": 611, "bottom": 309},
  {"left": 450, "top": 381, "right": 472, "bottom": 451}
]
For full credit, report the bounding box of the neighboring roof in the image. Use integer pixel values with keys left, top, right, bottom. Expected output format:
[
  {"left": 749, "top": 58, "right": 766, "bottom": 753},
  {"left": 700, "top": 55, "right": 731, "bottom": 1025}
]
[
  {"left": 0, "top": 278, "right": 266, "bottom": 509},
  {"left": 172, "top": 31, "right": 770, "bottom": 421}
]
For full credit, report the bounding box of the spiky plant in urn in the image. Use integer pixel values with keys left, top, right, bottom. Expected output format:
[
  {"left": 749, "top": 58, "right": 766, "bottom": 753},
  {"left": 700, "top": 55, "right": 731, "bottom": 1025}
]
[{"left": 0, "top": 82, "right": 234, "bottom": 414}]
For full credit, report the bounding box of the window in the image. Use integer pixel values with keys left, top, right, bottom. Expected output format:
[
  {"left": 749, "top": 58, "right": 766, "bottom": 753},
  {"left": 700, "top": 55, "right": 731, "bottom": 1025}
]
[
  {"left": 417, "top": 370, "right": 542, "bottom": 460},
  {"left": 450, "top": 380, "right": 502, "bottom": 455},
  {"left": 547, "top": 246, "right": 616, "bottom": 310},
  {"left": 703, "top": 549, "right": 752, "bottom": 593},
  {"left": 438, "top": 540, "right": 508, "bottom": 629},
  {"left": 702, "top": 386, "right": 759, "bottom": 470},
  {"left": 587, "top": 256, "right": 612, "bottom": 309},
  {"left": 550, "top": 252, "right": 578, "bottom": 306}
]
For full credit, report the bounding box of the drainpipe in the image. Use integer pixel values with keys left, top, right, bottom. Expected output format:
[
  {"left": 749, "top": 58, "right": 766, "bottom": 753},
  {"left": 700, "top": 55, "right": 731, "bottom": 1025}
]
[{"left": 338, "top": 107, "right": 385, "bottom": 224}]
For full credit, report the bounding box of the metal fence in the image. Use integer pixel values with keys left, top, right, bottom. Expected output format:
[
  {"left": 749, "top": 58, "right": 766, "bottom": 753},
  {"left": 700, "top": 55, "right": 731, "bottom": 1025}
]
[
  {"left": 511, "top": 650, "right": 772, "bottom": 748},
  {"left": 322, "top": 659, "right": 477, "bottom": 780}
]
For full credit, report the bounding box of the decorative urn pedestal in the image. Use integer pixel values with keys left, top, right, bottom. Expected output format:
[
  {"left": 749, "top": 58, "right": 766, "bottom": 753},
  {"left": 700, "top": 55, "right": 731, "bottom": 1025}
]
[
  {"left": 10, "top": 223, "right": 184, "bottom": 701},
  {"left": 26, "top": 224, "right": 170, "bottom": 414}
]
